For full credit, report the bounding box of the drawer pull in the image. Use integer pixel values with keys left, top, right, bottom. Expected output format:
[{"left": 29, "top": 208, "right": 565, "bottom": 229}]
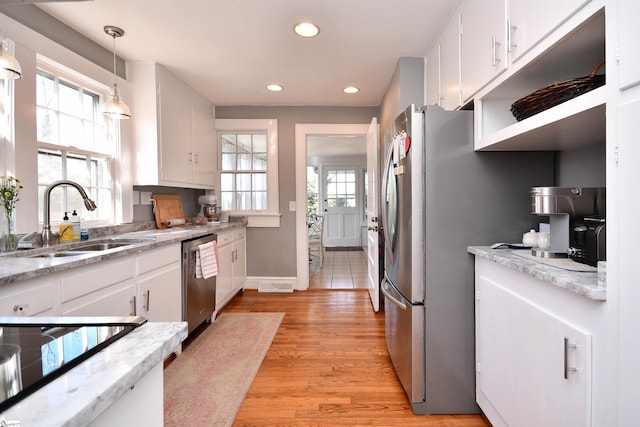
[{"left": 564, "top": 336, "right": 577, "bottom": 379}]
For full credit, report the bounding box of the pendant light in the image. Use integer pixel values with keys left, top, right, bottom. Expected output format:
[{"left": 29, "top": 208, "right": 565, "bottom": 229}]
[
  {"left": 0, "top": 38, "right": 22, "bottom": 80},
  {"left": 102, "top": 25, "right": 131, "bottom": 119}
]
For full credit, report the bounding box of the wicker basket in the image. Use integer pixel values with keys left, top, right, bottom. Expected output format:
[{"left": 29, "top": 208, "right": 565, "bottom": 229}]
[{"left": 510, "top": 60, "right": 605, "bottom": 122}]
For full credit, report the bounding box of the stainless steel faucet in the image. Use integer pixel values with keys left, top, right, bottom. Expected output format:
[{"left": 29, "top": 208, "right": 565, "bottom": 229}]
[{"left": 42, "top": 180, "right": 97, "bottom": 247}]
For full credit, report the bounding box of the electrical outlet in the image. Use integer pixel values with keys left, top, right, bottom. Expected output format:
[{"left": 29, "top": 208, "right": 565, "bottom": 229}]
[
  {"left": 132, "top": 190, "right": 140, "bottom": 205},
  {"left": 140, "top": 191, "right": 153, "bottom": 205},
  {"left": 289, "top": 201, "right": 296, "bottom": 211}
]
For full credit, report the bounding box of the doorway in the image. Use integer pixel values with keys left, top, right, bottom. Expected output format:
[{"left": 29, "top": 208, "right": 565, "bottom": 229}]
[{"left": 295, "top": 124, "right": 370, "bottom": 289}]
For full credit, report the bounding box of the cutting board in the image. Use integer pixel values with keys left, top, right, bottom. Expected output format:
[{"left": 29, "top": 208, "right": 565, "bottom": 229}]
[{"left": 151, "top": 194, "right": 185, "bottom": 229}]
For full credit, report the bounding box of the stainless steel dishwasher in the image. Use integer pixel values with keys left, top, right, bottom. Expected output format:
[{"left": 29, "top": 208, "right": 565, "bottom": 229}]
[{"left": 182, "top": 233, "right": 216, "bottom": 334}]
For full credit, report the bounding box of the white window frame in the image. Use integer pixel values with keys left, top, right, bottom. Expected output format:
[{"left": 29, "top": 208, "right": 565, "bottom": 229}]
[
  {"left": 36, "top": 56, "right": 119, "bottom": 227},
  {"left": 216, "top": 119, "right": 280, "bottom": 227}
]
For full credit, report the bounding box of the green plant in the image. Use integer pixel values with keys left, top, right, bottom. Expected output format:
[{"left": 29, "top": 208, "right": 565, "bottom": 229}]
[{"left": 0, "top": 175, "right": 23, "bottom": 214}]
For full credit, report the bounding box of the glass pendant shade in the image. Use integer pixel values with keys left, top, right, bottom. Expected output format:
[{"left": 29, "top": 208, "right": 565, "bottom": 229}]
[
  {"left": 102, "top": 25, "right": 130, "bottom": 120},
  {"left": 103, "top": 83, "right": 131, "bottom": 119},
  {"left": 0, "top": 44, "right": 22, "bottom": 80}
]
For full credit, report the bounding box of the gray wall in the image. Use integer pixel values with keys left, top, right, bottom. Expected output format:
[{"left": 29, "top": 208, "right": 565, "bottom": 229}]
[
  {"left": 215, "top": 106, "right": 378, "bottom": 277},
  {"left": 555, "top": 143, "right": 606, "bottom": 187},
  {"left": 379, "top": 56, "right": 425, "bottom": 139}
]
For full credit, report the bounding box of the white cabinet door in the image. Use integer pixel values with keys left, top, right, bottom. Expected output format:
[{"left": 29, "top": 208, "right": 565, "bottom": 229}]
[
  {"left": 0, "top": 279, "right": 58, "bottom": 316},
  {"left": 137, "top": 263, "right": 181, "bottom": 322},
  {"left": 216, "top": 238, "right": 234, "bottom": 306},
  {"left": 158, "top": 67, "right": 193, "bottom": 185},
  {"left": 618, "top": 0, "right": 640, "bottom": 90},
  {"left": 136, "top": 243, "right": 182, "bottom": 322},
  {"left": 61, "top": 282, "right": 137, "bottom": 317},
  {"left": 191, "top": 94, "right": 216, "bottom": 186},
  {"left": 477, "top": 274, "right": 592, "bottom": 427},
  {"left": 232, "top": 230, "right": 246, "bottom": 292},
  {"left": 439, "top": 7, "right": 462, "bottom": 110},
  {"left": 461, "top": 0, "right": 508, "bottom": 102},
  {"left": 508, "top": 0, "right": 592, "bottom": 63},
  {"left": 425, "top": 44, "right": 441, "bottom": 106}
]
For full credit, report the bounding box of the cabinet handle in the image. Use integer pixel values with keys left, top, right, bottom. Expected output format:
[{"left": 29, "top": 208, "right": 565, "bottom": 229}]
[
  {"left": 13, "top": 304, "right": 29, "bottom": 313},
  {"left": 145, "top": 289, "right": 151, "bottom": 311},
  {"left": 564, "top": 336, "right": 577, "bottom": 379},
  {"left": 193, "top": 153, "right": 199, "bottom": 164},
  {"left": 507, "top": 19, "right": 518, "bottom": 53},
  {"left": 492, "top": 36, "right": 502, "bottom": 66},
  {"left": 131, "top": 296, "right": 137, "bottom": 316},
  {"left": 188, "top": 152, "right": 193, "bottom": 163}
]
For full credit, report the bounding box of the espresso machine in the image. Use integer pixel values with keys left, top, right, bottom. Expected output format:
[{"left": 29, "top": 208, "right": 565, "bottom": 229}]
[
  {"left": 530, "top": 186, "right": 606, "bottom": 264},
  {"left": 198, "top": 194, "right": 220, "bottom": 222}
]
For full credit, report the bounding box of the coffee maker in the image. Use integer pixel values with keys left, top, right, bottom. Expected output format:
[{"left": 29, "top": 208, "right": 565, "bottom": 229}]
[
  {"left": 198, "top": 194, "right": 220, "bottom": 222},
  {"left": 530, "top": 186, "right": 605, "bottom": 264}
]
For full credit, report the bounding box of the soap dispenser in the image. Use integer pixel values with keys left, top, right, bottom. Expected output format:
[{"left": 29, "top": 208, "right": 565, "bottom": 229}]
[
  {"left": 71, "top": 210, "right": 81, "bottom": 241},
  {"left": 59, "top": 212, "right": 73, "bottom": 241}
]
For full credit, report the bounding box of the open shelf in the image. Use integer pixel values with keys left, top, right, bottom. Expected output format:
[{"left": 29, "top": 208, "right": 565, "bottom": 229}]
[
  {"left": 474, "top": 8, "right": 605, "bottom": 151},
  {"left": 476, "top": 85, "right": 605, "bottom": 151}
]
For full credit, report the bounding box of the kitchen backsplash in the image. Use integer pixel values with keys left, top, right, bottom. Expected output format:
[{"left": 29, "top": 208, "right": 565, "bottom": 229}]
[{"left": 132, "top": 186, "right": 205, "bottom": 223}]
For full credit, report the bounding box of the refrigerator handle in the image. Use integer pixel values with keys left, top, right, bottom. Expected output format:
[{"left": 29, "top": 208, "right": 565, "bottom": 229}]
[{"left": 381, "top": 277, "right": 407, "bottom": 310}]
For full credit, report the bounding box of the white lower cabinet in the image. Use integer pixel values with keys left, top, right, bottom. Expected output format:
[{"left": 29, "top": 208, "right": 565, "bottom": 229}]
[
  {"left": 136, "top": 243, "right": 181, "bottom": 322},
  {"left": 475, "top": 257, "right": 604, "bottom": 427},
  {"left": 0, "top": 244, "right": 182, "bottom": 320},
  {"left": 0, "top": 278, "right": 59, "bottom": 316},
  {"left": 215, "top": 228, "right": 246, "bottom": 310},
  {"left": 61, "top": 257, "right": 137, "bottom": 316}
]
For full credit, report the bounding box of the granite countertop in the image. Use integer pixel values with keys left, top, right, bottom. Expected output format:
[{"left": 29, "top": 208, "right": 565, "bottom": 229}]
[
  {"left": 468, "top": 246, "right": 606, "bottom": 301},
  {"left": 0, "top": 321, "right": 188, "bottom": 426},
  {"left": 0, "top": 221, "right": 245, "bottom": 286}
]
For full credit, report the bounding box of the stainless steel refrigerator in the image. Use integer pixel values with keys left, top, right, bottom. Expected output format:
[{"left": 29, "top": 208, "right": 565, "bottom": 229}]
[{"left": 380, "top": 105, "right": 554, "bottom": 414}]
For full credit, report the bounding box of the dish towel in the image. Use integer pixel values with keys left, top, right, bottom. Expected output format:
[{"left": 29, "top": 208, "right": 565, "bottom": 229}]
[{"left": 195, "top": 241, "right": 219, "bottom": 279}]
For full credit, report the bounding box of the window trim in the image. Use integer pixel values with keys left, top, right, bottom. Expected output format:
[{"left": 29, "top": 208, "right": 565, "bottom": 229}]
[
  {"left": 36, "top": 56, "right": 119, "bottom": 227},
  {"left": 216, "top": 119, "right": 280, "bottom": 227}
]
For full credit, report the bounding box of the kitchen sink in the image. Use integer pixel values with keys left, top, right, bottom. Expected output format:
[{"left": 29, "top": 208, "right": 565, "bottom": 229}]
[
  {"left": 24, "top": 238, "right": 151, "bottom": 258},
  {"left": 67, "top": 242, "right": 132, "bottom": 251}
]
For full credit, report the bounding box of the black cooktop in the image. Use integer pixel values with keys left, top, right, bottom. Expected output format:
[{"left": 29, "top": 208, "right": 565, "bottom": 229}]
[{"left": 0, "top": 317, "right": 146, "bottom": 412}]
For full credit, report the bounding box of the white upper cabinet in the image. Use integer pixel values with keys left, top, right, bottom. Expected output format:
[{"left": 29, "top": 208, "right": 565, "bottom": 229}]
[
  {"left": 473, "top": 4, "right": 605, "bottom": 151},
  {"left": 617, "top": 0, "right": 640, "bottom": 90},
  {"left": 508, "top": 0, "right": 593, "bottom": 64},
  {"left": 460, "top": 0, "right": 508, "bottom": 103},
  {"left": 439, "top": 7, "right": 462, "bottom": 110},
  {"left": 425, "top": 44, "right": 441, "bottom": 106},
  {"left": 130, "top": 62, "right": 216, "bottom": 189}
]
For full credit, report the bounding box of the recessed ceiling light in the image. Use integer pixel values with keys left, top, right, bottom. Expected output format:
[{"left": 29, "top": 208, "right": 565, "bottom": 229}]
[
  {"left": 266, "top": 84, "right": 284, "bottom": 92},
  {"left": 294, "top": 22, "right": 320, "bottom": 38},
  {"left": 343, "top": 86, "right": 359, "bottom": 94}
]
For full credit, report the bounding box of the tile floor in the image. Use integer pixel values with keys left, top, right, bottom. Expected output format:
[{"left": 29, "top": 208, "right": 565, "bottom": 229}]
[{"left": 309, "top": 248, "right": 369, "bottom": 289}]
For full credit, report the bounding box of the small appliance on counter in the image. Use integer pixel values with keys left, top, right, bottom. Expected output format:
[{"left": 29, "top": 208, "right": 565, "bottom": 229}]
[
  {"left": 569, "top": 216, "right": 606, "bottom": 266},
  {"left": 198, "top": 195, "right": 220, "bottom": 222},
  {"left": 530, "top": 186, "right": 606, "bottom": 261}
]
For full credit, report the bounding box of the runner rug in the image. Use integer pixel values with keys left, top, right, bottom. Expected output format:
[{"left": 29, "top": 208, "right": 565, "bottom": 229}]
[{"left": 164, "top": 312, "right": 284, "bottom": 426}]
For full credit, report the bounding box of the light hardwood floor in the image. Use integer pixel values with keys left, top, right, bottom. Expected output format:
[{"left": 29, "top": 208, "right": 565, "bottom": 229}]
[{"left": 221, "top": 289, "right": 491, "bottom": 426}]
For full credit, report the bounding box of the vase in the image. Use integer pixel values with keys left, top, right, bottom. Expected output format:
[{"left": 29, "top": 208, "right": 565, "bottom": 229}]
[{"left": 1, "top": 209, "right": 17, "bottom": 252}]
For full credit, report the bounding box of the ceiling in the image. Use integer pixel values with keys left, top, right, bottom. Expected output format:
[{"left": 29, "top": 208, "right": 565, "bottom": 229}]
[{"left": 35, "top": 0, "right": 457, "bottom": 107}]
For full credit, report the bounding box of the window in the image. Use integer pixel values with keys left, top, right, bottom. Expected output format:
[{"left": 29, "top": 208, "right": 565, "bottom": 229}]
[
  {"left": 36, "top": 61, "right": 116, "bottom": 225},
  {"left": 216, "top": 119, "right": 280, "bottom": 227},
  {"left": 219, "top": 132, "right": 267, "bottom": 211},
  {"left": 325, "top": 168, "right": 357, "bottom": 207}
]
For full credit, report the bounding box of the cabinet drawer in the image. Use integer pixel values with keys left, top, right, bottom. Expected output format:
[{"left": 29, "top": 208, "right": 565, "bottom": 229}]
[
  {"left": 217, "top": 231, "right": 233, "bottom": 246},
  {"left": 137, "top": 244, "right": 180, "bottom": 273},
  {"left": 0, "top": 279, "right": 58, "bottom": 316},
  {"left": 61, "top": 258, "right": 136, "bottom": 303},
  {"left": 233, "top": 229, "right": 245, "bottom": 241}
]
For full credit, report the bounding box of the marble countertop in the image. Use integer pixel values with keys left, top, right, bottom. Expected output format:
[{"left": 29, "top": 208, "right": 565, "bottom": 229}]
[
  {"left": 0, "top": 321, "right": 188, "bottom": 426},
  {"left": 0, "top": 221, "right": 245, "bottom": 287},
  {"left": 468, "top": 246, "right": 606, "bottom": 301}
]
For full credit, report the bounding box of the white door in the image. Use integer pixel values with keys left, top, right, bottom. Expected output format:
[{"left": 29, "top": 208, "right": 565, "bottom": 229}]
[
  {"left": 323, "top": 167, "right": 360, "bottom": 247},
  {"left": 366, "top": 118, "right": 380, "bottom": 312}
]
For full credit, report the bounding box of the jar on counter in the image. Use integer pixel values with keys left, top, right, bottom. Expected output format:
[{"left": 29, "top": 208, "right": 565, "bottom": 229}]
[{"left": 522, "top": 229, "right": 538, "bottom": 246}]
